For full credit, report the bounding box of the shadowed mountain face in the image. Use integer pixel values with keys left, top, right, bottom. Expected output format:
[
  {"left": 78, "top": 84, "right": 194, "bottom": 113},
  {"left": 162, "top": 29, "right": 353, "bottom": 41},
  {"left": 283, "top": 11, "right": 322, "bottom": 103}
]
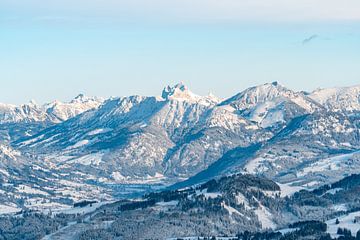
[{"left": 0, "top": 82, "right": 359, "bottom": 212}]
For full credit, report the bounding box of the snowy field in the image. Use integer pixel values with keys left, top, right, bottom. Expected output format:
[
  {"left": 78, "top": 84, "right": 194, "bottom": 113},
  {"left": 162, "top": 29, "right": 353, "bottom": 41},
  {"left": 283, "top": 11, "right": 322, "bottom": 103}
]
[{"left": 326, "top": 211, "right": 360, "bottom": 238}]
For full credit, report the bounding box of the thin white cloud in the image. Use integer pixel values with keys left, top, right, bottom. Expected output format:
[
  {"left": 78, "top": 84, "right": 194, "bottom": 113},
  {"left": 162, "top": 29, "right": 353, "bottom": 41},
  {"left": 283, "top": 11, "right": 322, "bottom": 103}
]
[{"left": 2, "top": 0, "right": 360, "bottom": 23}]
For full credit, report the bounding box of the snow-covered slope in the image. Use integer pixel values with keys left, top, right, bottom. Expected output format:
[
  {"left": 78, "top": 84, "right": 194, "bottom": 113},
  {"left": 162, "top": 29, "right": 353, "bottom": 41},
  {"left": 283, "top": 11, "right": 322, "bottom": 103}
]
[
  {"left": 237, "top": 110, "right": 360, "bottom": 188},
  {"left": 0, "top": 101, "right": 48, "bottom": 124},
  {"left": 0, "top": 95, "right": 104, "bottom": 143},
  {"left": 222, "top": 82, "right": 315, "bottom": 111},
  {"left": 44, "top": 94, "right": 104, "bottom": 122},
  {"left": 310, "top": 84, "right": 360, "bottom": 112},
  {"left": 220, "top": 82, "right": 322, "bottom": 128},
  {"left": 0, "top": 95, "right": 104, "bottom": 125},
  {"left": 169, "top": 107, "right": 359, "bottom": 190}
]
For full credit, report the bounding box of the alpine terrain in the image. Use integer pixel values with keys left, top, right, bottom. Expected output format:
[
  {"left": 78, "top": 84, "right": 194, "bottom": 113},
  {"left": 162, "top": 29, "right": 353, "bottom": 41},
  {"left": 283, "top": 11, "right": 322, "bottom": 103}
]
[{"left": 0, "top": 82, "right": 360, "bottom": 240}]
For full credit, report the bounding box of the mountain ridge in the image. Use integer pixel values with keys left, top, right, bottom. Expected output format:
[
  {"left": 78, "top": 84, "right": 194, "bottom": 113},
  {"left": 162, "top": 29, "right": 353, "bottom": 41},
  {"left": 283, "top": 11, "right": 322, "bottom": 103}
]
[{"left": 0, "top": 81, "right": 359, "bottom": 213}]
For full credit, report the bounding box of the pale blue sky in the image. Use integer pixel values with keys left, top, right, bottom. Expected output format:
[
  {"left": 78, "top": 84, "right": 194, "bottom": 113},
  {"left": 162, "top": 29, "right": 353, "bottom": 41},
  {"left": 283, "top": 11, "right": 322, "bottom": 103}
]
[{"left": 0, "top": 0, "right": 359, "bottom": 104}]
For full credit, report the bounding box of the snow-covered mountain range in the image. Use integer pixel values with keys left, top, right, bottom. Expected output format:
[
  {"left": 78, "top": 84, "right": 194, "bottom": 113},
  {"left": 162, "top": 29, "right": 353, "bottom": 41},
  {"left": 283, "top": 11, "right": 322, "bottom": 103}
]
[
  {"left": 0, "top": 95, "right": 104, "bottom": 143},
  {"left": 0, "top": 82, "right": 359, "bottom": 213},
  {"left": 0, "top": 94, "right": 104, "bottom": 124}
]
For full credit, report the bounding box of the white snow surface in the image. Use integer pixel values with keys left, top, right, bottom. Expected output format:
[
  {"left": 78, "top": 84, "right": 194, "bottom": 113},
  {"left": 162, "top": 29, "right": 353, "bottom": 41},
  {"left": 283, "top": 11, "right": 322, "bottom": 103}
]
[
  {"left": 0, "top": 204, "right": 21, "bottom": 215},
  {"left": 298, "top": 151, "right": 360, "bottom": 177},
  {"left": 0, "top": 144, "right": 21, "bottom": 159},
  {"left": 278, "top": 183, "right": 304, "bottom": 197},
  {"left": 222, "top": 202, "right": 243, "bottom": 216},
  {"left": 53, "top": 202, "right": 109, "bottom": 215},
  {"left": 69, "top": 152, "right": 104, "bottom": 166},
  {"left": 310, "top": 84, "right": 360, "bottom": 112},
  {"left": 68, "top": 140, "right": 90, "bottom": 149},
  {"left": 254, "top": 203, "right": 277, "bottom": 229},
  {"left": 326, "top": 211, "right": 360, "bottom": 237},
  {"left": 0, "top": 94, "right": 104, "bottom": 124},
  {"left": 16, "top": 185, "right": 49, "bottom": 196},
  {"left": 87, "top": 128, "right": 112, "bottom": 136}
]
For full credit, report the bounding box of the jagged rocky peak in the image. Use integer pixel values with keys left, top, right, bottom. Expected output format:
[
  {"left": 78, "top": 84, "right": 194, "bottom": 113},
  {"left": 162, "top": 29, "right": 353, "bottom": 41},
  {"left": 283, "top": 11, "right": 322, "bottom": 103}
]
[
  {"left": 271, "top": 81, "right": 278, "bottom": 86},
  {"left": 21, "top": 99, "right": 43, "bottom": 113},
  {"left": 73, "top": 93, "right": 86, "bottom": 101},
  {"left": 28, "top": 99, "right": 38, "bottom": 107},
  {"left": 162, "top": 82, "right": 196, "bottom": 100},
  {"left": 0, "top": 99, "right": 47, "bottom": 124},
  {"left": 70, "top": 93, "right": 103, "bottom": 103},
  {"left": 161, "top": 82, "right": 220, "bottom": 106}
]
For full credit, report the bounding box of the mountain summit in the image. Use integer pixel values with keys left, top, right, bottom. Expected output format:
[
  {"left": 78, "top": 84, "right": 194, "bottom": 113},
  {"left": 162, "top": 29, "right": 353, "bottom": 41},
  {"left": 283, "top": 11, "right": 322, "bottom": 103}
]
[
  {"left": 161, "top": 83, "right": 221, "bottom": 107},
  {"left": 161, "top": 82, "right": 198, "bottom": 101}
]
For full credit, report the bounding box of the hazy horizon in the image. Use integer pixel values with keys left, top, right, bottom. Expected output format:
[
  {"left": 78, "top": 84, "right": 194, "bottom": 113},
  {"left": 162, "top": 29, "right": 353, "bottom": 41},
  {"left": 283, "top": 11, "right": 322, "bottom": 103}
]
[{"left": 1, "top": 80, "right": 360, "bottom": 106}]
